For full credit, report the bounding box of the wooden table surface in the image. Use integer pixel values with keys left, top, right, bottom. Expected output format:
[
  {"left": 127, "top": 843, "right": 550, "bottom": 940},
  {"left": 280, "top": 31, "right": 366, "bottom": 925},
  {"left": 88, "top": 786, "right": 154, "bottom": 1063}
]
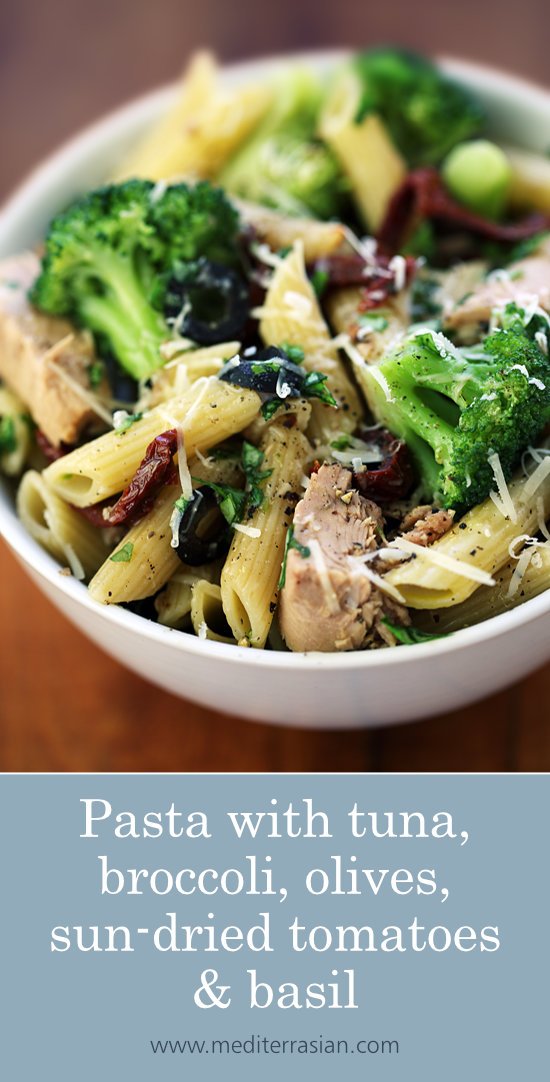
[{"left": 1, "top": 0, "right": 549, "bottom": 772}]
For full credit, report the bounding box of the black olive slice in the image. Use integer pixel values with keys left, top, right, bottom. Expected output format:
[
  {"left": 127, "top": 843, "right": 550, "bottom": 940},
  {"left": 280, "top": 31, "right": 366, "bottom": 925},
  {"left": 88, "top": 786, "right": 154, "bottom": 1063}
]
[
  {"left": 219, "top": 346, "right": 305, "bottom": 397},
  {"left": 164, "top": 258, "right": 250, "bottom": 344},
  {"left": 176, "top": 488, "right": 232, "bottom": 566}
]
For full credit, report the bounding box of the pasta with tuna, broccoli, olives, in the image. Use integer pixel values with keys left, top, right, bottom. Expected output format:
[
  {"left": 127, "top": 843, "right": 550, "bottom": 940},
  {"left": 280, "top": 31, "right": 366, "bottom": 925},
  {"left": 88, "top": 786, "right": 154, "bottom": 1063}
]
[{"left": 2, "top": 47, "right": 550, "bottom": 651}]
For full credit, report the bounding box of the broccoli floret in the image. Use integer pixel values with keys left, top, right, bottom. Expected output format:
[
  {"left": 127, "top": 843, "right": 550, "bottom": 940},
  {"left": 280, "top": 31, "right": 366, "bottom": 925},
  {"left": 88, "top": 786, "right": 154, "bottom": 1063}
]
[
  {"left": 220, "top": 69, "right": 348, "bottom": 219},
  {"left": 360, "top": 309, "right": 550, "bottom": 510},
  {"left": 354, "top": 48, "right": 485, "bottom": 167},
  {"left": 31, "top": 179, "right": 240, "bottom": 381}
]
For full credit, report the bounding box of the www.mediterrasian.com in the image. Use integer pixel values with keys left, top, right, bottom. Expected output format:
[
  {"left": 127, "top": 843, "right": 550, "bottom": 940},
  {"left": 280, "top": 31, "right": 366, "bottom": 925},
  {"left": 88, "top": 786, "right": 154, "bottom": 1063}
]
[{"left": 150, "top": 1034, "right": 399, "bottom": 1056}]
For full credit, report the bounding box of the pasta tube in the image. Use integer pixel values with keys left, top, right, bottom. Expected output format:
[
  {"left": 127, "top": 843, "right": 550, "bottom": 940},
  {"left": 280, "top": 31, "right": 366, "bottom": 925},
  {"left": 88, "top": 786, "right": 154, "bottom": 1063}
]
[
  {"left": 44, "top": 377, "right": 261, "bottom": 506},
  {"left": 258, "top": 243, "right": 362, "bottom": 441},
  {"left": 319, "top": 70, "right": 406, "bottom": 230},
  {"left": 17, "top": 470, "right": 109, "bottom": 579},
  {"left": 415, "top": 546, "right": 550, "bottom": 633},
  {"left": 114, "top": 52, "right": 271, "bottom": 182},
  {"left": 221, "top": 423, "right": 310, "bottom": 647},
  {"left": 386, "top": 470, "right": 550, "bottom": 608},
  {"left": 191, "top": 581, "right": 235, "bottom": 643},
  {"left": 89, "top": 485, "right": 180, "bottom": 603}
]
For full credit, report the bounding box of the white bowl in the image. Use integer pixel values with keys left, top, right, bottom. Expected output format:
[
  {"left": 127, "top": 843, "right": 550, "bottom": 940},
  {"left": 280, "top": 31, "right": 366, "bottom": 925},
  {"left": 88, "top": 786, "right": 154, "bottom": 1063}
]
[{"left": 1, "top": 52, "right": 550, "bottom": 729}]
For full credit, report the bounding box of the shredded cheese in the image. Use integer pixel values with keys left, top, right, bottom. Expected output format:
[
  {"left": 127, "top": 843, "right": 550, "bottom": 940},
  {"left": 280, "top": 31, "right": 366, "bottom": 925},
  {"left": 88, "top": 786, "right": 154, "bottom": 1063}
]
[
  {"left": 521, "top": 457, "right": 550, "bottom": 503},
  {"left": 390, "top": 537, "right": 496, "bottom": 587},
  {"left": 233, "top": 523, "right": 261, "bottom": 539},
  {"left": 488, "top": 451, "right": 518, "bottom": 523},
  {"left": 176, "top": 426, "right": 193, "bottom": 503}
]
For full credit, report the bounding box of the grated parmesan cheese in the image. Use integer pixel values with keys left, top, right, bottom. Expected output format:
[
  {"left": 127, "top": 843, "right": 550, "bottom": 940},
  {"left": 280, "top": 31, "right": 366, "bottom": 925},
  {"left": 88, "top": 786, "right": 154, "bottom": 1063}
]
[
  {"left": 488, "top": 451, "right": 518, "bottom": 523},
  {"left": 390, "top": 537, "right": 496, "bottom": 587},
  {"left": 521, "top": 456, "right": 550, "bottom": 503},
  {"left": 176, "top": 426, "right": 193, "bottom": 502},
  {"left": 233, "top": 523, "right": 261, "bottom": 539}
]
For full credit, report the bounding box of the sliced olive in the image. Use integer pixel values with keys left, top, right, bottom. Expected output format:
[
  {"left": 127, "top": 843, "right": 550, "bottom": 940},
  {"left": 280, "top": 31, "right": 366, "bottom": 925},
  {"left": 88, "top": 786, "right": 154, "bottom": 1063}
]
[
  {"left": 176, "top": 488, "right": 231, "bottom": 566},
  {"left": 219, "top": 346, "right": 304, "bottom": 396},
  {"left": 164, "top": 258, "right": 249, "bottom": 344}
]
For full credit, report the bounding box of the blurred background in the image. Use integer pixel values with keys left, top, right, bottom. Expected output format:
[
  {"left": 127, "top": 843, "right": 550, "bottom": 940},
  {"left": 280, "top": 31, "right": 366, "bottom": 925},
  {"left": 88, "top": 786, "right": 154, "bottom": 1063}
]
[{"left": 0, "top": 0, "right": 549, "bottom": 771}]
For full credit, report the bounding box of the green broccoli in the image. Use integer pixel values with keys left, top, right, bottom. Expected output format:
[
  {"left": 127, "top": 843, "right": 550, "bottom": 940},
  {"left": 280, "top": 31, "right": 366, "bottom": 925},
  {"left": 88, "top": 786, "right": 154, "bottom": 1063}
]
[
  {"left": 31, "top": 179, "right": 240, "bottom": 381},
  {"left": 220, "top": 69, "right": 348, "bottom": 219},
  {"left": 354, "top": 48, "right": 485, "bottom": 167},
  {"left": 359, "top": 307, "right": 550, "bottom": 510}
]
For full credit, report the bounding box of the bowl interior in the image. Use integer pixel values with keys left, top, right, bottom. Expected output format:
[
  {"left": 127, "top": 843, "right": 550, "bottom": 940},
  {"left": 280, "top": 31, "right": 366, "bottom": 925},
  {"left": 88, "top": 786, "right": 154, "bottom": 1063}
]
[{"left": 1, "top": 50, "right": 550, "bottom": 674}]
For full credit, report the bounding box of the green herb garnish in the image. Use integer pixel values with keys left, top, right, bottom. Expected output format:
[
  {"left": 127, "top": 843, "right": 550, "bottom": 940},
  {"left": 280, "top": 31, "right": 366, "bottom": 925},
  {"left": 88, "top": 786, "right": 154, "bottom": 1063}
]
[
  {"left": 310, "top": 268, "right": 329, "bottom": 298},
  {"left": 0, "top": 416, "right": 17, "bottom": 456},
  {"left": 358, "top": 313, "right": 390, "bottom": 333},
  {"left": 330, "top": 434, "right": 353, "bottom": 451},
  {"left": 279, "top": 342, "right": 305, "bottom": 364},
  {"left": 110, "top": 542, "right": 134, "bottom": 563},
  {"left": 241, "top": 440, "right": 272, "bottom": 511},
  {"left": 87, "top": 361, "right": 105, "bottom": 389},
  {"left": 278, "top": 525, "right": 311, "bottom": 590},
  {"left": 261, "top": 398, "right": 283, "bottom": 421},
  {"left": 114, "top": 411, "right": 143, "bottom": 435},
  {"left": 302, "top": 371, "right": 337, "bottom": 407},
  {"left": 383, "top": 619, "right": 448, "bottom": 645}
]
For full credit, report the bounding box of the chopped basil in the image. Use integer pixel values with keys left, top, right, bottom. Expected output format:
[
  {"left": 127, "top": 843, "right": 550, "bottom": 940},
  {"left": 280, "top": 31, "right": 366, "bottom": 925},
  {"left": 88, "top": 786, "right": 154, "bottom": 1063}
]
[
  {"left": 330, "top": 434, "right": 353, "bottom": 451},
  {"left": 192, "top": 442, "right": 271, "bottom": 526},
  {"left": 241, "top": 441, "right": 272, "bottom": 510},
  {"left": 110, "top": 542, "right": 134, "bottom": 563},
  {"left": 261, "top": 398, "right": 283, "bottom": 421},
  {"left": 383, "top": 619, "right": 448, "bottom": 645},
  {"left": 0, "top": 416, "right": 16, "bottom": 456},
  {"left": 114, "top": 411, "right": 143, "bottom": 435},
  {"left": 506, "top": 230, "right": 549, "bottom": 265},
  {"left": 279, "top": 342, "right": 305, "bottom": 364},
  {"left": 410, "top": 275, "right": 442, "bottom": 322},
  {"left": 301, "top": 370, "right": 337, "bottom": 407},
  {"left": 358, "top": 312, "right": 389, "bottom": 333},
  {"left": 278, "top": 526, "right": 311, "bottom": 590},
  {"left": 310, "top": 268, "right": 329, "bottom": 298},
  {"left": 174, "top": 495, "right": 190, "bottom": 514},
  {"left": 87, "top": 361, "right": 105, "bottom": 389},
  {"left": 192, "top": 478, "right": 247, "bottom": 526}
]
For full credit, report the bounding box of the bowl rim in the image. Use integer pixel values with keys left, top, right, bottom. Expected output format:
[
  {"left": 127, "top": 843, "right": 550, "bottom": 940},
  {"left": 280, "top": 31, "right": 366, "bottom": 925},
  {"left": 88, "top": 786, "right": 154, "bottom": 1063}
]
[{"left": 1, "top": 49, "right": 550, "bottom": 672}]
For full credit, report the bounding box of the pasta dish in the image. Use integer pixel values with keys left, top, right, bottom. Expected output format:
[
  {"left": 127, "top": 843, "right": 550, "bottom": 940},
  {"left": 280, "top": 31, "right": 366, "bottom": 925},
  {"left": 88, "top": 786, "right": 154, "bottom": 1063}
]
[{"left": 1, "top": 48, "right": 549, "bottom": 652}]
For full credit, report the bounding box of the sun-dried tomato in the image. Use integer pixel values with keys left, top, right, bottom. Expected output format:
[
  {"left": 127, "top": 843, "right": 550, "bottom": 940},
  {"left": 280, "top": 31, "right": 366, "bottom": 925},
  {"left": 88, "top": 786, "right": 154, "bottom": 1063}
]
[
  {"left": 377, "top": 167, "right": 549, "bottom": 254},
  {"left": 353, "top": 434, "right": 415, "bottom": 502},
  {"left": 104, "top": 429, "right": 179, "bottom": 527}
]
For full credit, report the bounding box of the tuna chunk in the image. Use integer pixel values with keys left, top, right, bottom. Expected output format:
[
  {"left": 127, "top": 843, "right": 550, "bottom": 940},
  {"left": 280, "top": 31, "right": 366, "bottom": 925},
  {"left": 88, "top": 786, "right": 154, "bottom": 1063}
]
[
  {"left": 0, "top": 252, "right": 109, "bottom": 446},
  {"left": 279, "top": 463, "right": 409, "bottom": 652},
  {"left": 400, "top": 505, "right": 455, "bottom": 547},
  {"left": 444, "top": 237, "right": 550, "bottom": 333}
]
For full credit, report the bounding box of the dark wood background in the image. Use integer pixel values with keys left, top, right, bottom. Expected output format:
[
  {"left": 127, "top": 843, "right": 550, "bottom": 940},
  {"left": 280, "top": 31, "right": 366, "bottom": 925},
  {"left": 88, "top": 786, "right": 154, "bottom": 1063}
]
[{"left": 1, "top": 0, "right": 549, "bottom": 771}]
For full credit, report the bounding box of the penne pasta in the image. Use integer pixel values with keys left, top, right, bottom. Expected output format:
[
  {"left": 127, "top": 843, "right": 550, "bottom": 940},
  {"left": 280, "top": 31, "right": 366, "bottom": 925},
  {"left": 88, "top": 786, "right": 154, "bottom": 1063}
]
[
  {"left": 386, "top": 470, "right": 550, "bottom": 608},
  {"left": 143, "top": 342, "right": 241, "bottom": 407},
  {"left": 44, "top": 377, "right": 261, "bottom": 506},
  {"left": 415, "top": 546, "right": 550, "bottom": 633},
  {"left": 88, "top": 484, "right": 180, "bottom": 603},
  {"left": 221, "top": 424, "right": 310, "bottom": 647},
  {"left": 114, "top": 52, "right": 272, "bottom": 182},
  {"left": 191, "top": 580, "right": 235, "bottom": 643},
  {"left": 258, "top": 242, "right": 362, "bottom": 441},
  {"left": 319, "top": 70, "right": 406, "bottom": 230},
  {"left": 17, "top": 470, "right": 110, "bottom": 579}
]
